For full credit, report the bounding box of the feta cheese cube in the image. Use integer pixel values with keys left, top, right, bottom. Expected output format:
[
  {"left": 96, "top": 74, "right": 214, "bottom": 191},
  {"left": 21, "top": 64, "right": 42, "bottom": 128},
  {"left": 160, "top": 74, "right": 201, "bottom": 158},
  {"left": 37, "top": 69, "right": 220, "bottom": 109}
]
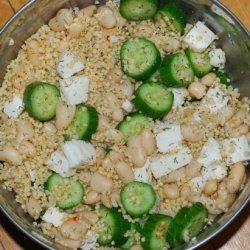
[
  {"left": 60, "top": 76, "right": 89, "bottom": 105},
  {"left": 109, "top": 35, "right": 119, "bottom": 43},
  {"left": 62, "top": 140, "right": 96, "bottom": 168},
  {"left": 150, "top": 146, "right": 192, "bottom": 179},
  {"left": 202, "top": 86, "right": 229, "bottom": 113},
  {"left": 155, "top": 124, "right": 183, "bottom": 153},
  {"left": 42, "top": 207, "right": 67, "bottom": 227},
  {"left": 4, "top": 96, "right": 24, "bottom": 119},
  {"left": 122, "top": 99, "right": 133, "bottom": 113},
  {"left": 221, "top": 136, "right": 250, "bottom": 165},
  {"left": 80, "top": 231, "right": 98, "bottom": 250},
  {"left": 202, "top": 163, "right": 227, "bottom": 181},
  {"left": 184, "top": 21, "right": 217, "bottom": 52},
  {"left": 197, "top": 138, "right": 222, "bottom": 167},
  {"left": 209, "top": 48, "right": 226, "bottom": 69},
  {"left": 190, "top": 176, "right": 205, "bottom": 192},
  {"left": 171, "top": 88, "right": 189, "bottom": 108},
  {"left": 57, "top": 51, "right": 84, "bottom": 79},
  {"left": 47, "top": 150, "right": 75, "bottom": 177},
  {"left": 134, "top": 158, "right": 152, "bottom": 183}
]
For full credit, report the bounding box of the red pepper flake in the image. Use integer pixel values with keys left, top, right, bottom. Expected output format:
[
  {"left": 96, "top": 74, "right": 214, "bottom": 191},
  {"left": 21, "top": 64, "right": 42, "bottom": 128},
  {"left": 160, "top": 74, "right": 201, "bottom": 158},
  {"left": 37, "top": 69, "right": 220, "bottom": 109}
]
[
  {"left": 73, "top": 215, "right": 79, "bottom": 221},
  {"left": 106, "top": 35, "right": 110, "bottom": 42}
]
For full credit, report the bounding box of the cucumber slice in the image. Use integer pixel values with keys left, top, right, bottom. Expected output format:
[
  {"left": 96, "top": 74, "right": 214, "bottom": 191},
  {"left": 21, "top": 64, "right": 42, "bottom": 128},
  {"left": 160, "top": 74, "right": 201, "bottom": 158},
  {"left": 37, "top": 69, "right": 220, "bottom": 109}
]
[
  {"left": 118, "top": 113, "right": 150, "bottom": 142},
  {"left": 121, "top": 224, "right": 137, "bottom": 250},
  {"left": 160, "top": 51, "right": 194, "bottom": 87},
  {"left": 215, "top": 70, "right": 230, "bottom": 86},
  {"left": 179, "top": 202, "right": 208, "bottom": 243},
  {"left": 120, "top": 0, "right": 158, "bottom": 21},
  {"left": 166, "top": 207, "right": 189, "bottom": 247},
  {"left": 23, "top": 82, "right": 60, "bottom": 121},
  {"left": 141, "top": 214, "right": 172, "bottom": 250},
  {"left": 155, "top": 2, "right": 186, "bottom": 33},
  {"left": 64, "top": 105, "right": 98, "bottom": 141},
  {"left": 120, "top": 37, "right": 161, "bottom": 80},
  {"left": 134, "top": 81, "right": 174, "bottom": 119},
  {"left": 185, "top": 49, "right": 213, "bottom": 77},
  {"left": 120, "top": 181, "right": 156, "bottom": 217},
  {"left": 44, "top": 173, "right": 84, "bottom": 210},
  {"left": 97, "top": 206, "right": 131, "bottom": 246}
]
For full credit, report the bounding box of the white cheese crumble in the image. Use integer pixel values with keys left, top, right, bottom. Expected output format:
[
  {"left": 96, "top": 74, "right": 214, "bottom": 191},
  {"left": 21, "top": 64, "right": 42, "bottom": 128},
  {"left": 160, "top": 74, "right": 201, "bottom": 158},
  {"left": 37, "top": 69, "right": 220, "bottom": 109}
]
[
  {"left": 42, "top": 207, "right": 67, "bottom": 227},
  {"left": 60, "top": 76, "right": 89, "bottom": 105},
  {"left": 109, "top": 35, "right": 119, "bottom": 43},
  {"left": 134, "top": 158, "right": 152, "bottom": 183},
  {"left": 122, "top": 99, "right": 133, "bottom": 113},
  {"left": 80, "top": 231, "right": 99, "bottom": 250},
  {"left": 57, "top": 51, "right": 84, "bottom": 79},
  {"left": 3, "top": 96, "right": 24, "bottom": 119},
  {"left": 171, "top": 88, "right": 189, "bottom": 108},
  {"left": 209, "top": 48, "right": 226, "bottom": 69},
  {"left": 184, "top": 21, "right": 217, "bottom": 52}
]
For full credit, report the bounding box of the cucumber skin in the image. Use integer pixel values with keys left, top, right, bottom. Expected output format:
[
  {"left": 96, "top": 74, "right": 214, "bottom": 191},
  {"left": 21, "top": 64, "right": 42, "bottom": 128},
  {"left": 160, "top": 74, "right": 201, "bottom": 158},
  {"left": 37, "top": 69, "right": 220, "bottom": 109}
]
[
  {"left": 141, "top": 214, "right": 172, "bottom": 250},
  {"left": 98, "top": 206, "right": 131, "bottom": 247},
  {"left": 24, "top": 82, "right": 60, "bottom": 121},
  {"left": 160, "top": 52, "right": 194, "bottom": 87},
  {"left": 120, "top": 38, "right": 161, "bottom": 81},
  {"left": 155, "top": 2, "right": 186, "bottom": 33},
  {"left": 134, "top": 82, "right": 174, "bottom": 119},
  {"left": 185, "top": 49, "right": 213, "bottom": 77},
  {"left": 120, "top": 0, "right": 158, "bottom": 21},
  {"left": 64, "top": 105, "right": 98, "bottom": 141},
  {"left": 216, "top": 70, "right": 230, "bottom": 86}
]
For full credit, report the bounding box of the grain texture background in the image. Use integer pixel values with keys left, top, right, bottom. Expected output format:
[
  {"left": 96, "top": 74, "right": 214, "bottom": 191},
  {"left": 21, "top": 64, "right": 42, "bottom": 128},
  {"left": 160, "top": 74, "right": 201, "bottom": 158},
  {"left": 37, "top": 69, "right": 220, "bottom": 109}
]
[{"left": 0, "top": 0, "right": 249, "bottom": 249}]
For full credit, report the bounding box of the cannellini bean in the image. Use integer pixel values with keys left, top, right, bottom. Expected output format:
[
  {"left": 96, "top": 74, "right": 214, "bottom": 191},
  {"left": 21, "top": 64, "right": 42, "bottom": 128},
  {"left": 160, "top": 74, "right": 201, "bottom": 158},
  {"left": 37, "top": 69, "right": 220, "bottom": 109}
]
[
  {"left": 165, "top": 167, "right": 186, "bottom": 183},
  {"left": 55, "top": 101, "right": 76, "bottom": 130},
  {"left": 97, "top": 6, "right": 117, "bottom": 29},
  {"left": 111, "top": 188, "right": 121, "bottom": 204},
  {"left": 105, "top": 92, "right": 118, "bottom": 109},
  {"left": 55, "top": 232, "right": 81, "bottom": 249},
  {"left": 0, "top": 146, "right": 21, "bottom": 165},
  {"left": 57, "top": 40, "right": 69, "bottom": 52},
  {"left": 185, "top": 159, "right": 202, "bottom": 179},
  {"left": 101, "top": 194, "right": 112, "bottom": 208},
  {"left": 120, "top": 82, "right": 134, "bottom": 98},
  {"left": 230, "top": 124, "right": 249, "bottom": 137},
  {"left": 220, "top": 106, "right": 234, "bottom": 126},
  {"left": 90, "top": 173, "right": 113, "bottom": 193},
  {"left": 84, "top": 190, "right": 101, "bottom": 204},
  {"left": 81, "top": 211, "right": 98, "bottom": 225},
  {"left": 98, "top": 116, "right": 110, "bottom": 131},
  {"left": 112, "top": 108, "right": 124, "bottom": 122},
  {"left": 16, "top": 120, "right": 34, "bottom": 142},
  {"left": 203, "top": 179, "right": 218, "bottom": 196},
  {"left": 201, "top": 72, "right": 217, "bottom": 87},
  {"left": 134, "top": 24, "right": 153, "bottom": 38},
  {"left": 114, "top": 162, "right": 134, "bottom": 183},
  {"left": 163, "top": 184, "right": 180, "bottom": 200},
  {"left": 49, "top": 9, "right": 74, "bottom": 32},
  {"left": 180, "top": 185, "right": 190, "bottom": 198},
  {"left": 44, "top": 122, "right": 56, "bottom": 133},
  {"left": 226, "top": 162, "right": 245, "bottom": 194},
  {"left": 246, "top": 132, "right": 250, "bottom": 143},
  {"left": 128, "top": 136, "right": 147, "bottom": 168},
  {"left": 130, "top": 245, "right": 143, "bottom": 250},
  {"left": 68, "top": 22, "right": 84, "bottom": 38},
  {"left": 109, "top": 151, "right": 123, "bottom": 163},
  {"left": 106, "top": 67, "right": 123, "bottom": 83},
  {"left": 113, "top": 10, "right": 127, "bottom": 26},
  {"left": 188, "top": 82, "right": 206, "bottom": 99},
  {"left": 181, "top": 124, "right": 204, "bottom": 142},
  {"left": 60, "top": 219, "right": 90, "bottom": 240},
  {"left": 105, "top": 129, "right": 124, "bottom": 143},
  {"left": 25, "top": 197, "right": 42, "bottom": 219},
  {"left": 18, "top": 141, "right": 36, "bottom": 156},
  {"left": 140, "top": 129, "right": 156, "bottom": 156},
  {"left": 77, "top": 5, "right": 97, "bottom": 17}
]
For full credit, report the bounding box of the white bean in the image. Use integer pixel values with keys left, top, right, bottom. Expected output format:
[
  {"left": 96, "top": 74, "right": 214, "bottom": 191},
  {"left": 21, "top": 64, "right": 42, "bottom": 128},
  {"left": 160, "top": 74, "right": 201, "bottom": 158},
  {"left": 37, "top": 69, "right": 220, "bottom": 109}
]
[
  {"left": 60, "top": 219, "right": 89, "bottom": 240},
  {"left": 114, "top": 162, "right": 134, "bottom": 183},
  {"left": 203, "top": 179, "right": 218, "bottom": 196},
  {"left": 112, "top": 108, "right": 124, "bottom": 122},
  {"left": 0, "top": 146, "right": 21, "bottom": 165},
  {"left": 55, "top": 232, "right": 81, "bottom": 249},
  {"left": 163, "top": 184, "right": 179, "bottom": 200},
  {"left": 90, "top": 173, "right": 113, "bottom": 193},
  {"left": 111, "top": 188, "right": 121, "bottom": 204},
  {"left": 16, "top": 120, "right": 34, "bottom": 142},
  {"left": 105, "top": 129, "right": 123, "bottom": 143},
  {"left": 105, "top": 92, "right": 118, "bottom": 109},
  {"left": 106, "top": 67, "right": 123, "bottom": 83},
  {"left": 84, "top": 190, "right": 101, "bottom": 204},
  {"left": 55, "top": 101, "right": 76, "bottom": 130},
  {"left": 77, "top": 5, "right": 97, "bottom": 18},
  {"left": 180, "top": 185, "right": 190, "bottom": 198},
  {"left": 97, "top": 6, "right": 116, "bottom": 29},
  {"left": 188, "top": 82, "right": 206, "bottom": 99},
  {"left": 181, "top": 124, "right": 204, "bottom": 142},
  {"left": 18, "top": 141, "right": 36, "bottom": 156},
  {"left": 68, "top": 22, "right": 84, "bottom": 38},
  {"left": 140, "top": 129, "right": 156, "bottom": 156},
  {"left": 113, "top": 10, "right": 127, "bottom": 27},
  {"left": 201, "top": 72, "right": 217, "bottom": 87},
  {"left": 49, "top": 9, "right": 74, "bottom": 32},
  {"left": 25, "top": 197, "right": 42, "bottom": 219},
  {"left": 44, "top": 122, "right": 56, "bottom": 133},
  {"left": 81, "top": 211, "right": 98, "bottom": 225},
  {"left": 185, "top": 159, "right": 201, "bottom": 179},
  {"left": 165, "top": 167, "right": 186, "bottom": 183},
  {"left": 230, "top": 124, "right": 249, "bottom": 137},
  {"left": 98, "top": 116, "right": 110, "bottom": 131},
  {"left": 101, "top": 194, "right": 112, "bottom": 208},
  {"left": 219, "top": 106, "right": 234, "bottom": 126},
  {"left": 109, "top": 151, "right": 123, "bottom": 163}
]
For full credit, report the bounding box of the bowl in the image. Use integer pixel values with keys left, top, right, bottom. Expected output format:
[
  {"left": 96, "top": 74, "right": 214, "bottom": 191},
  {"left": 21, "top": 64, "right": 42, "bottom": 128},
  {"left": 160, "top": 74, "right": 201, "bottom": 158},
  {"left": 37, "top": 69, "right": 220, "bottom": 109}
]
[{"left": 0, "top": 0, "right": 249, "bottom": 249}]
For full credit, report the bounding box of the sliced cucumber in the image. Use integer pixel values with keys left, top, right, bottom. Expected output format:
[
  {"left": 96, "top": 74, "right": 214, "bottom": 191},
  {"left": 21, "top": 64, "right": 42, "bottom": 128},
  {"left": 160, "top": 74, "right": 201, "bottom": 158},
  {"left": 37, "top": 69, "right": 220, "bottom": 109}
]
[
  {"left": 120, "top": 181, "right": 156, "bottom": 217},
  {"left": 121, "top": 224, "right": 137, "bottom": 250},
  {"left": 44, "top": 173, "right": 84, "bottom": 210},
  {"left": 120, "top": 0, "right": 158, "bottom": 21},
  {"left": 160, "top": 51, "right": 194, "bottom": 87},
  {"left": 97, "top": 205, "right": 131, "bottom": 246},
  {"left": 134, "top": 81, "right": 174, "bottom": 119},
  {"left": 120, "top": 37, "right": 161, "bottom": 80},
  {"left": 64, "top": 105, "right": 98, "bottom": 141},
  {"left": 118, "top": 113, "right": 150, "bottom": 142},
  {"left": 166, "top": 207, "right": 189, "bottom": 247},
  {"left": 185, "top": 49, "right": 213, "bottom": 77},
  {"left": 154, "top": 2, "right": 186, "bottom": 33},
  {"left": 215, "top": 70, "right": 230, "bottom": 86},
  {"left": 141, "top": 214, "right": 172, "bottom": 250},
  {"left": 179, "top": 202, "right": 208, "bottom": 243},
  {"left": 23, "top": 82, "right": 60, "bottom": 121}
]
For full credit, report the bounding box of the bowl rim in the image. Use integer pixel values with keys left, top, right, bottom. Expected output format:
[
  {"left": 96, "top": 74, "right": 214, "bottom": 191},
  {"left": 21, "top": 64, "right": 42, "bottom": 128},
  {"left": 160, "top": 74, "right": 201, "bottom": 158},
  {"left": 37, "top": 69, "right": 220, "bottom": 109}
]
[{"left": 0, "top": 0, "right": 249, "bottom": 249}]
